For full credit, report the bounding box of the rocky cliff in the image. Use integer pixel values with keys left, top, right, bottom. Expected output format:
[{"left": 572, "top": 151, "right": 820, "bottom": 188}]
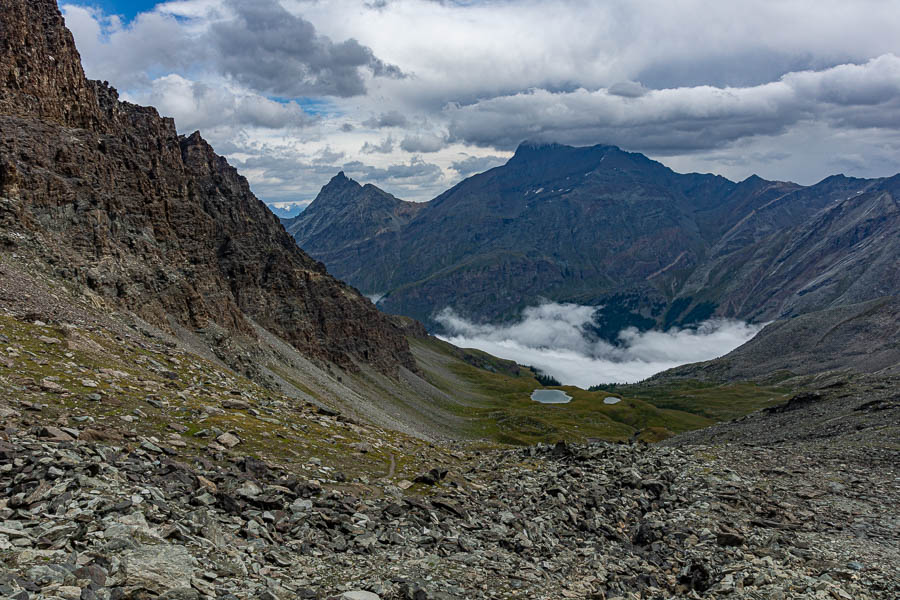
[{"left": 0, "top": 0, "right": 415, "bottom": 377}]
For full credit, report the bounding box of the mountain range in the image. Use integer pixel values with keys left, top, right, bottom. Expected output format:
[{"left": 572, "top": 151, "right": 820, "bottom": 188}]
[{"left": 286, "top": 143, "right": 900, "bottom": 338}]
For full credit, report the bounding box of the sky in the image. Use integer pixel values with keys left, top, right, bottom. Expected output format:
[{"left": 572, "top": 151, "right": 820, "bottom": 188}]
[{"left": 60, "top": 0, "right": 900, "bottom": 207}]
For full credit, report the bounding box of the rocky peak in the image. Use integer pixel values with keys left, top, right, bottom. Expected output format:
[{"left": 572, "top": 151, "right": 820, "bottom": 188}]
[
  {"left": 314, "top": 171, "right": 364, "bottom": 204},
  {"left": 0, "top": 0, "right": 103, "bottom": 130},
  {"left": 510, "top": 140, "right": 616, "bottom": 164},
  {"left": 739, "top": 174, "right": 765, "bottom": 185}
]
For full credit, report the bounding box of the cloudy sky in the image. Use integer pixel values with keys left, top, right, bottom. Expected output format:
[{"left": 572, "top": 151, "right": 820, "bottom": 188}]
[{"left": 61, "top": 0, "right": 900, "bottom": 206}]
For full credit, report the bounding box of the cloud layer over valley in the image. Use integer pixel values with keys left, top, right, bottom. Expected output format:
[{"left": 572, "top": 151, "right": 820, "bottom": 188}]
[
  {"left": 61, "top": 0, "right": 900, "bottom": 205},
  {"left": 436, "top": 303, "right": 763, "bottom": 388}
]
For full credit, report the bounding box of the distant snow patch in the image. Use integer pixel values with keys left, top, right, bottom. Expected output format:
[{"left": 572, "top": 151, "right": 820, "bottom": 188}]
[{"left": 367, "top": 293, "right": 386, "bottom": 305}]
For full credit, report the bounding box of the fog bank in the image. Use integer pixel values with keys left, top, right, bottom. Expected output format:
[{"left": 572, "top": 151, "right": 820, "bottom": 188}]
[{"left": 435, "top": 302, "right": 763, "bottom": 388}]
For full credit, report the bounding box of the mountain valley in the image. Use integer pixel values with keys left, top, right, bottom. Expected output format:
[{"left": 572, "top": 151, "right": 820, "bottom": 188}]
[{"left": 0, "top": 1, "right": 897, "bottom": 599}]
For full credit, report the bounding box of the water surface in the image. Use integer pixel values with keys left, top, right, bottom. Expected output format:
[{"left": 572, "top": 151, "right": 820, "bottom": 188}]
[{"left": 531, "top": 389, "right": 572, "bottom": 404}]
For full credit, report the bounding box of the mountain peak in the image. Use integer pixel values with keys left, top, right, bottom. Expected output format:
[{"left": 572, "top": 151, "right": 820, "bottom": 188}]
[
  {"left": 324, "top": 171, "right": 360, "bottom": 189},
  {"left": 515, "top": 140, "right": 569, "bottom": 152},
  {"left": 511, "top": 141, "right": 574, "bottom": 161},
  {"left": 509, "top": 141, "right": 621, "bottom": 166}
]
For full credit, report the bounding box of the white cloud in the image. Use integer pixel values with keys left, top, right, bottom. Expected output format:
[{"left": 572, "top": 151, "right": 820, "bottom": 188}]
[
  {"left": 128, "top": 74, "right": 316, "bottom": 133},
  {"left": 61, "top": 0, "right": 900, "bottom": 202},
  {"left": 435, "top": 303, "right": 762, "bottom": 387},
  {"left": 61, "top": 4, "right": 195, "bottom": 88}
]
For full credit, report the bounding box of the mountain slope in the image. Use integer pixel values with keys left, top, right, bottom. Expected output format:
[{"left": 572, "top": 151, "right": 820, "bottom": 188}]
[
  {"left": 288, "top": 143, "right": 758, "bottom": 328},
  {"left": 0, "top": 0, "right": 415, "bottom": 377},
  {"left": 680, "top": 176, "right": 900, "bottom": 321},
  {"left": 653, "top": 297, "right": 900, "bottom": 384},
  {"left": 287, "top": 142, "right": 892, "bottom": 333}
]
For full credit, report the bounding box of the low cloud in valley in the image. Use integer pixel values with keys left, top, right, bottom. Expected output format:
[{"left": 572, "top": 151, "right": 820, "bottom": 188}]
[{"left": 436, "top": 303, "right": 763, "bottom": 388}]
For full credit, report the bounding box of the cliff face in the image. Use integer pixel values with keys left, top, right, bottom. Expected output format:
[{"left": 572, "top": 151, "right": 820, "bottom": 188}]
[
  {"left": 0, "top": 0, "right": 415, "bottom": 376},
  {"left": 0, "top": 0, "right": 102, "bottom": 129}
]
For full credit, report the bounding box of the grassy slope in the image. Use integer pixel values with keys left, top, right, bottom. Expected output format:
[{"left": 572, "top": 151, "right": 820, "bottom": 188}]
[
  {"left": 0, "top": 314, "right": 460, "bottom": 484},
  {"left": 1, "top": 304, "right": 791, "bottom": 459},
  {"left": 410, "top": 336, "right": 791, "bottom": 445}
]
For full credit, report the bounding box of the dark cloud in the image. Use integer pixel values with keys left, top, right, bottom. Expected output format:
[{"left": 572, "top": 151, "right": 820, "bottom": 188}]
[
  {"left": 450, "top": 154, "right": 507, "bottom": 177},
  {"left": 210, "top": 0, "right": 403, "bottom": 98},
  {"left": 361, "top": 137, "right": 395, "bottom": 154},
  {"left": 363, "top": 110, "right": 409, "bottom": 128},
  {"left": 312, "top": 147, "right": 346, "bottom": 165},
  {"left": 607, "top": 81, "right": 647, "bottom": 98},
  {"left": 340, "top": 122, "right": 355, "bottom": 132},
  {"left": 637, "top": 50, "right": 824, "bottom": 90},
  {"left": 342, "top": 157, "right": 444, "bottom": 184},
  {"left": 446, "top": 54, "right": 900, "bottom": 154}
]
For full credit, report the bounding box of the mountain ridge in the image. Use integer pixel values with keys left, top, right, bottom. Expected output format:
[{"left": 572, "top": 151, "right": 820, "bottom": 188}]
[
  {"left": 287, "top": 141, "right": 896, "bottom": 334},
  {"left": 0, "top": 0, "right": 417, "bottom": 380}
]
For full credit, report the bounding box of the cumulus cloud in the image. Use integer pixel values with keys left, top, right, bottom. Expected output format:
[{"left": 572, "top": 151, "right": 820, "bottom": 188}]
[
  {"left": 361, "top": 137, "right": 395, "bottom": 154},
  {"left": 435, "top": 302, "right": 762, "bottom": 387},
  {"left": 209, "top": 0, "right": 403, "bottom": 98},
  {"left": 363, "top": 110, "right": 409, "bottom": 128},
  {"left": 313, "top": 147, "right": 346, "bottom": 165},
  {"left": 63, "top": 0, "right": 401, "bottom": 99},
  {"left": 399, "top": 132, "right": 447, "bottom": 153},
  {"left": 61, "top": 4, "right": 194, "bottom": 88},
  {"left": 131, "top": 74, "right": 317, "bottom": 132},
  {"left": 446, "top": 54, "right": 900, "bottom": 153},
  {"left": 607, "top": 81, "right": 648, "bottom": 98}
]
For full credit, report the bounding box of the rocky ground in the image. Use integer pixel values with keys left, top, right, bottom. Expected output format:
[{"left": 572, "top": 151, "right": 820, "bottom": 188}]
[
  {"left": 0, "top": 259, "right": 897, "bottom": 599},
  {"left": 0, "top": 404, "right": 897, "bottom": 600}
]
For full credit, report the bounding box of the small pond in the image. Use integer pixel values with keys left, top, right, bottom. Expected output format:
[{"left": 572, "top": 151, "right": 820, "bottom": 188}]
[
  {"left": 603, "top": 396, "right": 622, "bottom": 405},
  {"left": 531, "top": 389, "right": 572, "bottom": 404}
]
